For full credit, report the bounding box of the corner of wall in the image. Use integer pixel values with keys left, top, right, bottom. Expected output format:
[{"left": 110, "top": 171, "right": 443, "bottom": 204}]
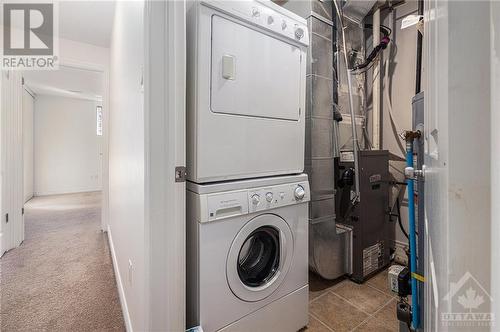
[{"left": 106, "top": 226, "right": 133, "bottom": 332}]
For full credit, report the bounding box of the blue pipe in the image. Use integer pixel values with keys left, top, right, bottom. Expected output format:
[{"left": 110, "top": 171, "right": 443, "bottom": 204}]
[{"left": 406, "top": 140, "right": 419, "bottom": 329}]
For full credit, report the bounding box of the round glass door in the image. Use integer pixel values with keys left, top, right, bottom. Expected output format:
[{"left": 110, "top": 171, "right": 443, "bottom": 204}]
[
  {"left": 227, "top": 214, "right": 293, "bottom": 302},
  {"left": 237, "top": 226, "right": 280, "bottom": 287}
]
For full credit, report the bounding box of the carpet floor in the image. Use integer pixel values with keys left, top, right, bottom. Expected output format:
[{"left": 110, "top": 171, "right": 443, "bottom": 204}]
[{"left": 0, "top": 192, "right": 125, "bottom": 331}]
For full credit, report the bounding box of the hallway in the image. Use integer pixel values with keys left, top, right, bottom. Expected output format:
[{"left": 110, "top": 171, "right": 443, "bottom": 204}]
[{"left": 0, "top": 192, "right": 124, "bottom": 331}]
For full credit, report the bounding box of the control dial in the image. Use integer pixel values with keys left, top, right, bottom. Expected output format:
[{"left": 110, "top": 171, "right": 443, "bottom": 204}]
[
  {"left": 295, "top": 26, "right": 304, "bottom": 40},
  {"left": 294, "top": 185, "right": 305, "bottom": 200},
  {"left": 265, "top": 192, "right": 273, "bottom": 202},
  {"left": 251, "top": 194, "right": 260, "bottom": 205}
]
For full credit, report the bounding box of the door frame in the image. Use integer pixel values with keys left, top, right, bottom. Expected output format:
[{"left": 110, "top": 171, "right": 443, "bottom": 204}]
[
  {"left": 143, "top": 0, "right": 186, "bottom": 330},
  {"left": 54, "top": 59, "right": 110, "bottom": 232}
]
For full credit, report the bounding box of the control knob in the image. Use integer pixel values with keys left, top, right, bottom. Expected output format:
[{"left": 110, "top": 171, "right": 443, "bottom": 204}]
[
  {"left": 295, "top": 26, "right": 304, "bottom": 40},
  {"left": 251, "top": 194, "right": 260, "bottom": 205},
  {"left": 266, "top": 192, "right": 273, "bottom": 202},
  {"left": 294, "top": 185, "right": 305, "bottom": 200}
]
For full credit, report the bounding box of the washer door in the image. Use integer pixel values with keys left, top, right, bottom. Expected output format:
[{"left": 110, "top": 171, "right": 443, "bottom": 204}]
[{"left": 227, "top": 214, "right": 294, "bottom": 302}]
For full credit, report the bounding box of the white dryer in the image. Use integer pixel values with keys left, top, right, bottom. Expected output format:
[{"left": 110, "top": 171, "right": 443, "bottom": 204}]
[
  {"left": 187, "top": 1, "right": 309, "bottom": 183},
  {"left": 187, "top": 174, "right": 310, "bottom": 332}
]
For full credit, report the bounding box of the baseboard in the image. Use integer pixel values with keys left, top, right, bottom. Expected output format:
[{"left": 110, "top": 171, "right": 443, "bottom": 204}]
[
  {"left": 107, "top": 226, "right": 133, "bottom": 332},
  {"left": 0, "top": 232, "right": 4, "bottom": 258},
  {"left": 24, "top": 193, "right": 34, "bottom": 203},
  {"left": 34, "top": 188, "right": 102, "bottom": 197}
]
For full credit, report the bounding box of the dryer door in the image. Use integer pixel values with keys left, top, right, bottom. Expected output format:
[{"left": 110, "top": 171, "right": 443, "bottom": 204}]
[
  {"left": 226, "top": 214, "right": 293, "bottom": 302},
  {"left": 211, "top": 15, "right": 302, "bottom": 121}
]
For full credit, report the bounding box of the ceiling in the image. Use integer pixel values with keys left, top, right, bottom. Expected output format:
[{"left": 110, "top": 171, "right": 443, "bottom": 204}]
[
  {"left": 59, "top": 1, "right": 115, "bottom": 48},
  {"left": 23, "top": 65, "right": 104, "bottom": 101},
  {"left": 20, "top": 2, "right": 112, "bottom": 100}
]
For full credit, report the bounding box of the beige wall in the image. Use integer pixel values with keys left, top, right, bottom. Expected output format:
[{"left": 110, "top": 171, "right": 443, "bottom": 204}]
[{"left": 366, "top": 2, "right": 419, "bottom": 247}]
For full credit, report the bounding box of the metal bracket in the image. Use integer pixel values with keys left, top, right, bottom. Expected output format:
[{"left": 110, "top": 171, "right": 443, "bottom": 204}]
[
  {"left": 404, "top": 165, "right": 426, "bottom": 180},
  {"left": 175, "top": 166, "right": 187, "bottom": 182}
]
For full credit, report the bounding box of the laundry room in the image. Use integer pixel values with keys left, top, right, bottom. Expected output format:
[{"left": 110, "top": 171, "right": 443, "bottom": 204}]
[{"left": 185, "top": 0, "right": 423, "bottom": 331}]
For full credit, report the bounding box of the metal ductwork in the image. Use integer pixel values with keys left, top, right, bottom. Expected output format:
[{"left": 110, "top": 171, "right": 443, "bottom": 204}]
[
  {"left": 341, "top": 0, "right": 378, "bottom": 24},
  {"left": 282, "top": 0, "right": 353, "bottom": 280}
]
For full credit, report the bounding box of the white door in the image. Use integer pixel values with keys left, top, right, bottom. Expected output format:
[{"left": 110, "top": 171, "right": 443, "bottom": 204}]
[
  {"left": 424, "top": 1, "right": 495, "bottom": 330},
  {"left": 23, "top": 89, "right": 34, "bottom": 203},
  {"left": 1, "top": 71, "right": 24, "bottom": 255}
]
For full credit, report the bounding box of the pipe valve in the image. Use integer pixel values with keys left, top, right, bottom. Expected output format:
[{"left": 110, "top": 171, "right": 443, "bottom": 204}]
[{"left": 404, "top": 166, "right": 425, "bottom": 180}]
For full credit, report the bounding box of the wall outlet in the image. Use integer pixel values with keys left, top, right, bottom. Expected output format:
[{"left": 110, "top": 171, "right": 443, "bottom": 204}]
[{"left": 128, "top": 259, "right": 133, "bottom": 285}]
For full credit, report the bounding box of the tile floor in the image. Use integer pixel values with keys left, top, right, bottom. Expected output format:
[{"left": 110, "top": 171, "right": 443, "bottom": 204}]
[{"left": 306, "top": 268, "right": 400, "bottom": 332}]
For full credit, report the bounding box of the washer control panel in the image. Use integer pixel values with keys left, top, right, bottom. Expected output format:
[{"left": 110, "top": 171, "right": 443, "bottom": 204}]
[
  {"left": 201, "top": 180, "right": 310, "bottom": 222},
  {"left": 248, "top": 181, "right": 310, "bottom": 213}
]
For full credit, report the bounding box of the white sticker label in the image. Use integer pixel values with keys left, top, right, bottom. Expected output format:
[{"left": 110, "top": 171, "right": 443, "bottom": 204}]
[{"left": 401, "top": 14, "right": 423, "bottom": 29}]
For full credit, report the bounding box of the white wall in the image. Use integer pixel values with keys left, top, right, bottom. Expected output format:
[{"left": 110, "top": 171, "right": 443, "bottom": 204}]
[
  {"left": 59, "top": 37, "right": 110, "bottom": 69},
  {"left": 34, "top": 95, "right": 101, "bottom": 196},
  {"left": 23, "top": 89, "right": 34, "bottom": 202},
  {"left": 369, "top": 2, "right": 419, "bottom": 249},
  {"left": 108, "top": 1, "right": 145, "bottom": 330}
]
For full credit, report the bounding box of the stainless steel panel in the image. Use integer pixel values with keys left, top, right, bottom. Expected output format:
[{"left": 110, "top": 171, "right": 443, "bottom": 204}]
[
  {"left": 310, "top": 118, "right": 334, "bottom": 158},
  {"left": 305, "top": 158, "right": 335, "bottom": 197},
  {"left": 309, "top": 220, "right": 352, "bottom": 279},
  {"left": 337, "top": 49, "right": 364, "bottom": 116},
  {"left": 309, "top": 197, "right": 335, "bottom": 220},
  {"left": 311, "top": 33, "right": 334, "bottom": 77},
  {"left": 312, "top": 0, "right": 332, "bottom": 21},
  {"left": 341, "top": 0, "right": 377, "bottom": 24},
  {"left": 309, "top": 75, "right": 335, "bottom": 119},
  {"left": 310, "top": 15, "right": 332, "bottom": 41},
  {"left": 338, "top": 115, "right": 365, "bottom": 151}
]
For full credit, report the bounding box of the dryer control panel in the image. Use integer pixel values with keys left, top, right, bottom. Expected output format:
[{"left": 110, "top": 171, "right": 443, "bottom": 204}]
[
  {"left": 200, "top": 0, "right": 309, "bottom": 47},
  {"left": 199, "top": 180, "right": 310, "bottom": 223}
]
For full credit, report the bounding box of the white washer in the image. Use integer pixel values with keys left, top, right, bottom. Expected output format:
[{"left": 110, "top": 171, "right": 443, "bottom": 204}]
[
  {"left": 187, "top": 174, "right": 310, "bottom": 332},
  {"left": 187, "top": 1, "right": 309, "bottom": 183}
]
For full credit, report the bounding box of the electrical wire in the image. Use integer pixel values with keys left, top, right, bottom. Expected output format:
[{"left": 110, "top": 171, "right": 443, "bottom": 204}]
[
  {"left": 383, "top": 9, "right": 407, "bottom": 158},
  {"left": 333, "top": 0, "right": 360, "bottom": 205},
  {"left": 396, "top": 196, "right": 409, "bottom": 239}
]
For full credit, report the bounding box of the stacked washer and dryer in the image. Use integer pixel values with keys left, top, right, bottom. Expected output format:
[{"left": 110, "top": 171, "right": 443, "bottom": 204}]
[{"left": 186, "top": 1, "right": 310, "bottom": 331}]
